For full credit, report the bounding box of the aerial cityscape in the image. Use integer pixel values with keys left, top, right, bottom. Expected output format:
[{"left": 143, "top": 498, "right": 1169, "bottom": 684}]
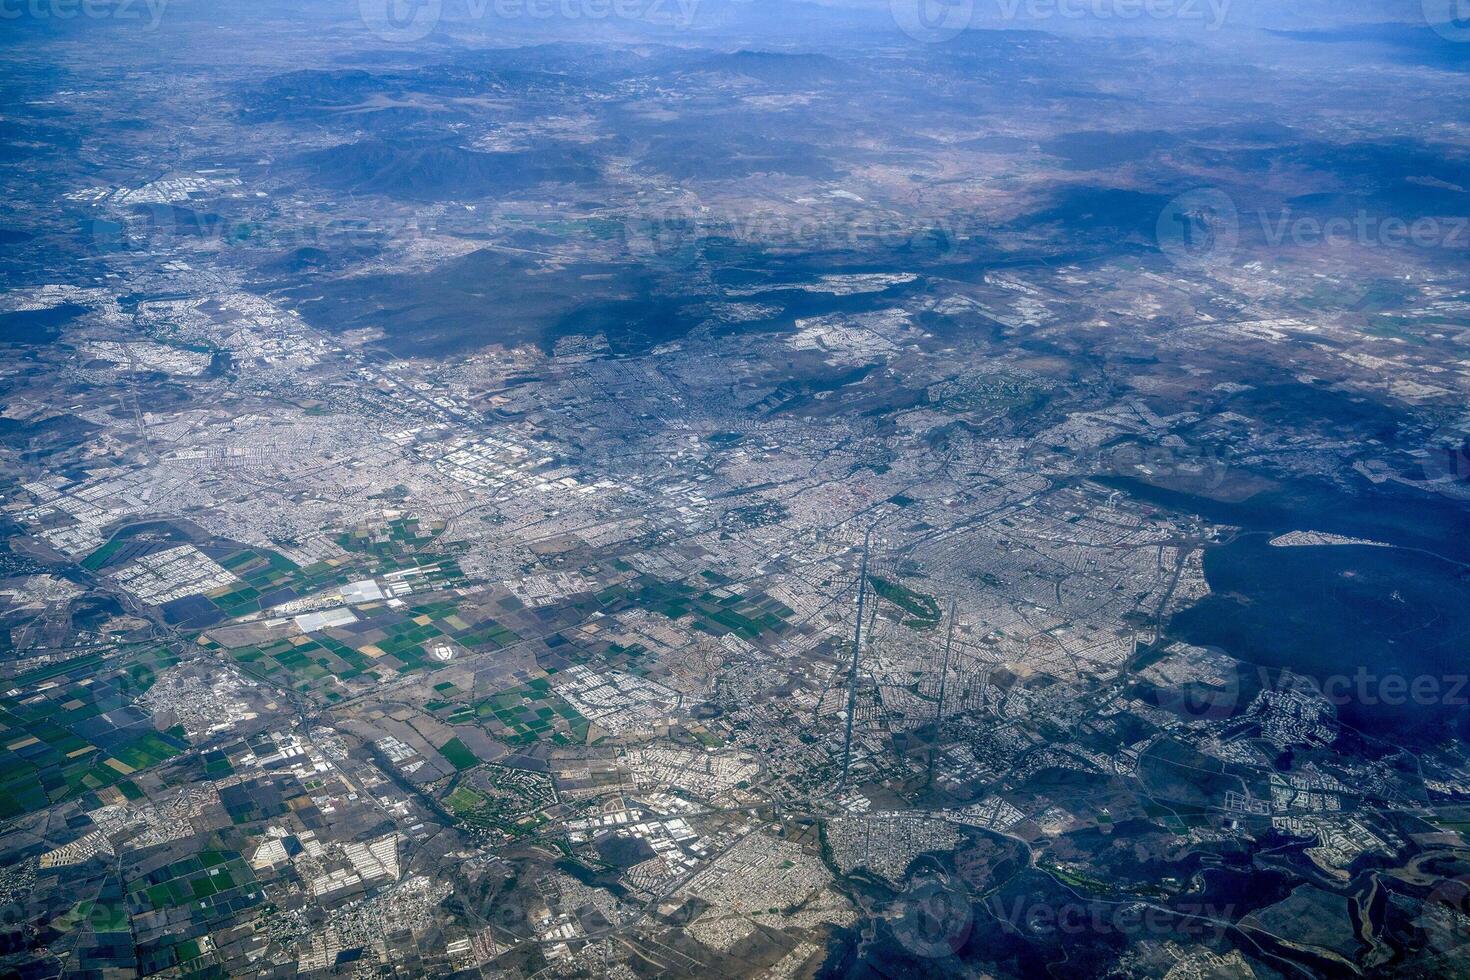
[{"left": 2, "top": 0, "right": 1469, "bottom": 977}]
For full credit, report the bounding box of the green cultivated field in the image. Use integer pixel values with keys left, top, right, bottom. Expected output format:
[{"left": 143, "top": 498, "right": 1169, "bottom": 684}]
[
  {"left": 216, "top": 594, "right": 516, "bottom": 700},
  {"left": 437, "top": 736, "right": 481, "bottom": 770},
  {"left": 336, "top": 516, "right": 446, "bottom": 555},
  {"left": 603, "top": 575, "right": 794, "bottom": 642},
  {"left": 0, "top": 648, "right": 184, "bottom": 819},
  {"left": 207, "top": 548, "right": 467, "bottom": 619},
  {"left": 433, "top": 677, "right": 589, "bottom": 745}
]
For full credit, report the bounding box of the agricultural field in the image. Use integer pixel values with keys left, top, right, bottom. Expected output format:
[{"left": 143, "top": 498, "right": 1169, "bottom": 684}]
[
  {"left": 205, "top": 550, "right": 466, "bottom": 620},
  {"left": 211, "top": 595, "right": 515, "bottom": 700},
  {"left": 0, "top": 648, "right": 183, "bottom": 819},
  {"left": 432, "top": 677, "right": 589, "bottom": 746},
  {"left": 601, "top": 576, "right": 794, "bottom": 643},
  {"left": 336, "top": 517, "right": 447, "bottom": 556}
]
